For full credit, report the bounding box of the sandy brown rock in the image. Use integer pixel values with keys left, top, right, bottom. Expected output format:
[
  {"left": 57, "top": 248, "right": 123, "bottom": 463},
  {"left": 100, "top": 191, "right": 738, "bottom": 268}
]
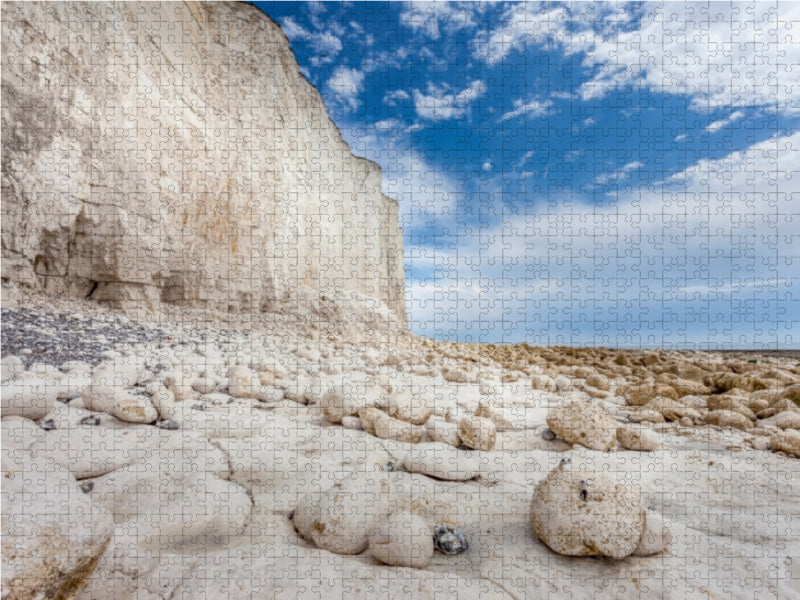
[
  {"left": 760, "top": 411, "right": 800, "bottom": 430},
  {"left": 770, "top": 429, "right": 800, "bottom": 457},
  {"left": 645, "top": 397, "right": 701, "bottom": 422},
  {"left": 707, "top": 373, "right": 768, "bottom": 393},
  {"left": 623, "top": 383, "right": 679, "bottom": 406},
  {"left": 546, "top": 400, "right": 617, "bottom": 451},
  {"left": 585, "top": 373, "right": 611, "bottom": 391},
  {"left": 529, "top": 461, "right": 645, "bottom": 558},
  {"left": 627, "top": 407, "right": 666, "bottom": 424},
  {"left": 530, "top": 374, "right": 557, "bottom": 391},
  {"left": 707, "top": 396, "right": 757, "bottom": 420},
  {"left": 668, "top": 378, "right": 710, "bottom": 398},
  {"left": 617, "top": 425, "right": 660, "bottom": 451},
  {"left": 757, "top": 397, "right": 800, "bottom": 419},
  {"left": 442, "top": 366, "right": 471, "bottom": 383},
  {"left": 705, "top": 409, "right": 753, "bottom": 430}
]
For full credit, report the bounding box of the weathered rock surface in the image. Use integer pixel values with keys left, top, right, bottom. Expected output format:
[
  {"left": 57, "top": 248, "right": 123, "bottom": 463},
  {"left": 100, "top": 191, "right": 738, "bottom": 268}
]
[
  {"left": 707, "top": 396, "right": 757, "bottom": 420},
  {"left": 761, "top": 411, "right": 800, "bottom": 430},
  {"left": 1, "top": 447, "right": 113, "bottom": 599},
  {"left": 475, "top": 401, "right": 514, "bottom": 431},
  {"left": 529, "top": 461, "right": 646, "bottom": 558},
  {"left": 295, "top": 471, "right": 390, "bottom": 555},
  {"left": 403, "top": 442, "right": 484, "bottom": 481},
  {"left": 458, "top": 415, "right": 497, "bottom": 451},
  {"left": 546, "top": 400, "right": 617, "bottom": 451},
  {"left": 633, "top": 510, "right": 671, "bottom": 556},
  {"left": 623, "top": 383, "right": 678, "bottom": 406},
  {"left": 80, "top": 384, "right": 159, "bottom": 423},
  {"left": 617, "top": 424, "right": 660, "bottom": 451},
  {"left": 0, "top": 378, "right": 58, "bottom": 419},
  {"left": 322, "top": 384, "right": 375, "bottom": 424},
  {"left": 369, "top": 512, "right": 433, "bottom": 568},
  {"left": 705, "top": 409, "right": 753, "bottom": 430},
  {"left": 387, "top": 392, "right": 432, "bottom": 425},
  {"left": 645, "top": 397, "right": 702, "bottom": 422},
  {"left": 0, "top": 1, "right": 405, "bottom": 321},
  {"left": 770, "top": 429, "right": 800, "bottom": 457},
  {"left": 425, "top": 415, "right": 463, "bottom": 447}
]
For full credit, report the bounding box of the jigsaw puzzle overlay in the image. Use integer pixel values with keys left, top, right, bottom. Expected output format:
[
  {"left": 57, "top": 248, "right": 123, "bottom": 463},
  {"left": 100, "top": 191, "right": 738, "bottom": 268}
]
[{"left": 1, "top": 2, "right": 799, "bottom": 599}]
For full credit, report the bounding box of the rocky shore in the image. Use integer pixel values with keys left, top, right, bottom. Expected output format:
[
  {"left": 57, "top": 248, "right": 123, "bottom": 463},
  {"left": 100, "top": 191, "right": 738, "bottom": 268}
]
[{"left": 2, "top": 285, "right": 799, "bottom": 599}]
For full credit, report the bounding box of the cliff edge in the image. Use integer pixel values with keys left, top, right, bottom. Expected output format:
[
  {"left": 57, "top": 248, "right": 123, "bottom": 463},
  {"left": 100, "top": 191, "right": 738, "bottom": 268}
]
[{"left": 1, "top": 1, "right": 406, "bottom": 323}]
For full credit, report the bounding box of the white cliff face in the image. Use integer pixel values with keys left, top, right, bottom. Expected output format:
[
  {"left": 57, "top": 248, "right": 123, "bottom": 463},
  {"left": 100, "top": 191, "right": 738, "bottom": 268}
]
[{"left": 1, "top": 1, "right": 406, "bottom": 321}]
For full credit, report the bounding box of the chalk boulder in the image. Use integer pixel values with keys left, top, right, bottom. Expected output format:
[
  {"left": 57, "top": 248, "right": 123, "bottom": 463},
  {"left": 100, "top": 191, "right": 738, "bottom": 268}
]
[
  {"left": 369, "top": 512, "right": 433, "bottom": 568},
  {"left": 529, "top": 461, "right": 646, "bottom": 559}
]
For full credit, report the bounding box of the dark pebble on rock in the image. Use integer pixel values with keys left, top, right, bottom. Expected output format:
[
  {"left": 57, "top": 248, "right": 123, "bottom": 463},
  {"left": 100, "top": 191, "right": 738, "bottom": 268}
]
[
  {"left": 40, "top": 419, "right": 55, "bottom": 431},
  {"left": 155, "top": 419, "right": 179, "bottom": 430},
  {"left": 433, "top": 524, "right": 469, "bottom": 555},
  {"left": 79, "top": 481, "right": 94, "bottom": 493},
  {"left": 541, "top": 427, "right": 556, "bottom": 441},
  {"left": 79, "top": 415, "right": 101, "bottom": 426}
]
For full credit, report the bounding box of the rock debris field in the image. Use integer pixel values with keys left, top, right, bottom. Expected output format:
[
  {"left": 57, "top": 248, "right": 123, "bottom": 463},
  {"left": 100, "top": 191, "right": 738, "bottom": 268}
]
[{"left": 2, "top": 288, "right": 799, "bottom": 599}]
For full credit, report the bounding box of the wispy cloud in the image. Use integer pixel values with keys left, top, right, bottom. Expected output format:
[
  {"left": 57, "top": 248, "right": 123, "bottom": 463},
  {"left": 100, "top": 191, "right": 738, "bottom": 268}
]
[
  {"left": 501, "top": 98, "right": 552, "bottom": 121},
  {"left": 404, "top": 132, "right": 800, "bottom": 343},
  {"left": 400, "top": 1, "right": 478, "bottom": 39},
  {"left": 595, "top": 160, "right": 644, "bottom": 185},
  {"left": 414, "top": 80, "right": 486, "bottom": 121},
  {"left": 280, "top": 17, "right": 310, "bottom": 41},
  {"left": 473, "top": 3, "right": 800, "bottom": 113},
  {"left": 383, "top": 89, "right": 411, "bottom": 106},
  {"left": 706, "top": 110, "right": 745, "bottom": 133}
]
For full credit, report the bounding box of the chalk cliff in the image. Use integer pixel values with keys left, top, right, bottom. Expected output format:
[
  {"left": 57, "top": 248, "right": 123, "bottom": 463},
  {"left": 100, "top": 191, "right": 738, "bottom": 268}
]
[{"left": 1, "top": 1, "right": 406, "bottom": 322}]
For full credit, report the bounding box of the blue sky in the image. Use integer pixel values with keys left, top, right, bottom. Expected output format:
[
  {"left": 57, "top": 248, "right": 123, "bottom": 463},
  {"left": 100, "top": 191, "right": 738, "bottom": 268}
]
[{"left": 252, "top": 1, "right": 800, "bottom": 348}]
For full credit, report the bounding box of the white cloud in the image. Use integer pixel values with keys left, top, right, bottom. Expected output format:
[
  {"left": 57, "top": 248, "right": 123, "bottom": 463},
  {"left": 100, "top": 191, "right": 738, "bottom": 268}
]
[
  {"left": 706, "top": 110, "right": 745, "bottom": 133},
  {"left": 305, "top": 1, "right": 326, "bottom": 16},
  {"left": 595, "top": 160, "right": 644, "bottom": 185},
  {"left": 403, "top": 133, "right": 800, "bottom": 344},
  {"left": 501, "top": 98, "right": 552, "bottom": 121},
  {"left": 400, "top": 1, "right": 478, "bottom": 39},
  {"left": 309, "top": 31, "right": 343, "bottom": 66},
  {"left": 414, "top": 80, "right": 486, "bottom": 121},
  {"left": 472, "top": 4, "right": 569, "bottom": 65},
  {"left": 280, "top": 16, "right": 342, "bottom": 66},
  {"left": 474, "top": 2, "right": 800, "bottom": 113},
  {"left": 280, "top": 17, "right": 310, "bottom": 41},
  {"left": 515, "top": 150, "right": 535, "bottom": 169},
  {"left": 327, "top": 66, "right": 365, "bottom": 112},
  {"left": 373, "top": 119, "right": 403, "bottom": 131},
  {"left": 482, "top": 161, "right": 492, "bottom": 171},
  {"left": 384, "top": 89, "right": 411, "bottom": 106}
]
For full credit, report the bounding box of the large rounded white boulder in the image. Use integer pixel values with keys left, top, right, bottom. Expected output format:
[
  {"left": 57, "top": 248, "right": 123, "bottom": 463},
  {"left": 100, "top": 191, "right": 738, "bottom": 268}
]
[{"left": 529, "top": 460, "right": 646, "bottom": 559}]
